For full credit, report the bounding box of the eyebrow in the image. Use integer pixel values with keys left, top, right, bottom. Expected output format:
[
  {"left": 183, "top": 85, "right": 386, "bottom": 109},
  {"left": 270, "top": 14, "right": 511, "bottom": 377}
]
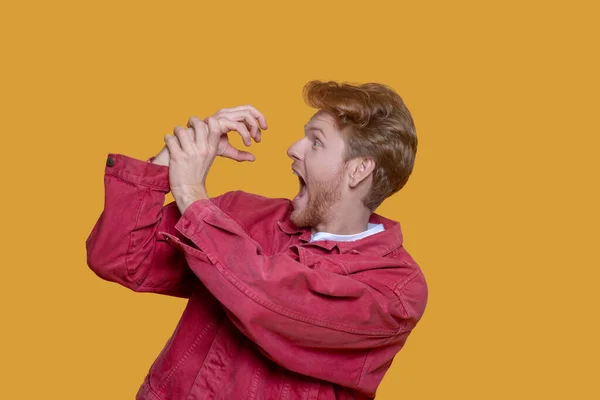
[{"left": 304, "top": 126, "right": 327, "bottom": 138}]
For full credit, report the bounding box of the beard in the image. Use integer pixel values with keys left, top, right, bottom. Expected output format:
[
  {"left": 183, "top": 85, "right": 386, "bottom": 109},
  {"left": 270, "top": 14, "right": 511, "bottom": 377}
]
[{"left": 290, "top": 168, "right": 344, "bottom": 228}]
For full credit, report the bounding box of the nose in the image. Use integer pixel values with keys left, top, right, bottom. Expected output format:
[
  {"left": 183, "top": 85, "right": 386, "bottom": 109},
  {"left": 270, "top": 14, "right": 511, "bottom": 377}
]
[{"left": 287, "top": 138, "right": 304, "bottom": 162}]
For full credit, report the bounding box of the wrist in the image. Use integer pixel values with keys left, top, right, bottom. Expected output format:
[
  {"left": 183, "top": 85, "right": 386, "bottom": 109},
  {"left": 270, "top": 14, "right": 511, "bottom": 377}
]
[
  {"left": 174, "top": 188, "right": 208, "bottom": 214},
  {"left": 151, "top": 154, "right": 169, "bottom": 166}
]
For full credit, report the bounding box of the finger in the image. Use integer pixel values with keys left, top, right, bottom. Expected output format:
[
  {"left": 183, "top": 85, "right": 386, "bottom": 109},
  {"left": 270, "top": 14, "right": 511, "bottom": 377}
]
[
  {"left": 206, "top": 116, "right": 222, "bottom": 152},
  {"left": 173, "top": 126, "right": 194, "bottom": 153},
  {"left": 220, "top": 143, "right": 256, "bottom": 162},
  {"left": 218, "top": 118, "right": 252, "bottom": 147},
  {"left": 164, "top": 134, "right": 183, "bottom": 158},
  {"left": 186, "top": 127, "right": 195, "bottom": 142},
  {"left": 216, "top": 105, "right": 268, "bottom": 130},
  {"left": 240, "top": 105, "right": 268, "bottom": 130},
  {"left": 187, "top": 116, "right": 209, "bottom": 151},
  {"left": 216, "top": 110, "right": 261, "bottom": 142}
]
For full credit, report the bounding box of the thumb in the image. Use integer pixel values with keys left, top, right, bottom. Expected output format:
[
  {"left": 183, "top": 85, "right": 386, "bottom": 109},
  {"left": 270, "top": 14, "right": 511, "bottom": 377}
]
[{"left": 220, "top": 144, "right": 255, "bottom": 162}]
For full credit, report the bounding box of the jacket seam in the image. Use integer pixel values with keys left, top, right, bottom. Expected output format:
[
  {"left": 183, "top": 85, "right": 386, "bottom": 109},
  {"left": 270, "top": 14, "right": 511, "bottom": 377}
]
[
  {"left": 188, "top": 208, "right": 264, "bottom": 257},
  {"left": 357, "top": 348, "right": 372, "bottom": 390},
  {"left": 145, "top": 384, "right": 164, "bottom": 400},
  {"left": 331, "top": 259, "right": 350, "bottom": 276},
  {"left": 211, "top": 190, "right": 278, "bottom": 256},
  {"left": 394, "top": 269, "right": 421, "bottom": 293},
  {"left": 381, "top": 243, "right": 403, "bottom": 257},
  {"left": 208, "top": 255, "right": 399, "bottom": 336},
  {"left": 106, "top": 170, "right": 169, "bottom": 192},
  {"left": 211, "top": 206, "right": 263, "bottom": 254},
  {"left": 393, "top": 270, "right": 422, "bottom": 330},
  {"left": 357, "top": 335, "right": 395, "bottom": 390},
  {"left": 135, "top": 278, "right": 191, "bottom": 291},
  {"left": 158, "top": 318, "right": 219, "bottom": 391},
  {"left": 185, "top": 318, "right": 234, "bottom": 400},
  {"left": 125, "top": 186, "right": 147, "bottom": 287},
  {"left": 248, "top": 365, "right": 262, "bottom": 400}
]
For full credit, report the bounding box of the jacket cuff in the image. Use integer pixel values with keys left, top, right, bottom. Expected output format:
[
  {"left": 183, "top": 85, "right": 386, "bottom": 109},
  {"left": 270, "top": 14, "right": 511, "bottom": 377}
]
[
  {"left": 174, "top": 199, "right": 220, "bottom": 238},
  {"left": 104, "top": 153, "right": 170, "bottom": 192}
]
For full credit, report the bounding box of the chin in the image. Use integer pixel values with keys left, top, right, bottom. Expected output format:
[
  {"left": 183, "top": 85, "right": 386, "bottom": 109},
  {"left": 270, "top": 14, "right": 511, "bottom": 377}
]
[
  {"left": 290, "top": 208, "right": 311, "bottom": 228},
  {"left": 289, "top": 209, "right": 304, "bottom": 227}
]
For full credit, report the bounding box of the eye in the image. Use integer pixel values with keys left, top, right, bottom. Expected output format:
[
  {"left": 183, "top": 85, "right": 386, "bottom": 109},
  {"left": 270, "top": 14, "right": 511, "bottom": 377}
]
[{"left": 312, "top": 139, "right": 322, "bottom": 148}]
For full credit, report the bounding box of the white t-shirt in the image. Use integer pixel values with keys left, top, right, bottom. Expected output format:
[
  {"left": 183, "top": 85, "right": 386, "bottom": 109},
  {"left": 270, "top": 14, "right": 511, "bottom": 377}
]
[{"left": 309, "top": 223, "right": 385, "bottom": 243}]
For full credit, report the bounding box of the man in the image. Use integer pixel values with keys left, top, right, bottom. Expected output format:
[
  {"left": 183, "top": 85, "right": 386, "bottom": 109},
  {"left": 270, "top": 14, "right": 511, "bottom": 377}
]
[{"left": 86, "top": 80, "right": 428, "bottom": 399}]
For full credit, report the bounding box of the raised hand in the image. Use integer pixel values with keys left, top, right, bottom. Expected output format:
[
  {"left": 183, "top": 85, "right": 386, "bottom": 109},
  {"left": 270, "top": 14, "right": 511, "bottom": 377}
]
[
  {"left": 164, "top": 105, "right": 268, "bottom": 213},
  {"left": 198, "top": 105, "right": 268, "bottom": 162}
]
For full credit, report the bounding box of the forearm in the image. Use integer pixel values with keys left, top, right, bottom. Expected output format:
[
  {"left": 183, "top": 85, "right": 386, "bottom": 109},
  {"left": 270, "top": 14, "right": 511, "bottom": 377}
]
[{"left": 86, "top": 153, "right": 194, "bottom": 297}]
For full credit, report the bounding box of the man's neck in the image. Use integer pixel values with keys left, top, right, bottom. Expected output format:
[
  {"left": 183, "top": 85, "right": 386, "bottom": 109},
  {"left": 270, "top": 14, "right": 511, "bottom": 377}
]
[{"left": 312, "top": 201, "right": 372, "bottom": 235}]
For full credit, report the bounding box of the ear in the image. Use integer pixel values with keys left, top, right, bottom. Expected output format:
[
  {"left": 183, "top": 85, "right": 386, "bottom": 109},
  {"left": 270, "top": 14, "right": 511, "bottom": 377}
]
[{"left": 347, "top": 158, "right": 375, "bottom": 188}]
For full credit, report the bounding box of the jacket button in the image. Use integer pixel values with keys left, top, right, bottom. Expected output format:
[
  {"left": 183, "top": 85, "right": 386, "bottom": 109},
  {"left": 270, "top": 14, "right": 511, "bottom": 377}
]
[{"left": 106, "top": 157, "right": 115, "bottom": 167}]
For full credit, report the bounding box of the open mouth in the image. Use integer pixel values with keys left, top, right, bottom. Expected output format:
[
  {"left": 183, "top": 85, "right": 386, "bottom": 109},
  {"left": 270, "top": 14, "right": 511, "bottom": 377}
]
[{"left": 293, "top": 170, "right": 307, "bottom": 201}]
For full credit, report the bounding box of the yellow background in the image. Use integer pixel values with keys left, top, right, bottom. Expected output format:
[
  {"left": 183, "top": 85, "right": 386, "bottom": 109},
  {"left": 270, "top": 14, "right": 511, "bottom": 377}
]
[{"left": 1, "top": 0, "right": 598, "bottom": 398}]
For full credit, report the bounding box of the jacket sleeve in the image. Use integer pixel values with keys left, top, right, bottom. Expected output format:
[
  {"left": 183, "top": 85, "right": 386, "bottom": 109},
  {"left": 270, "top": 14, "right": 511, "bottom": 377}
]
[
  {"left": 85, "top": 153, "right": 198, "bottom": 297},
  {"left": 160, "top": 199, "right": 424, "bottom": 390}
]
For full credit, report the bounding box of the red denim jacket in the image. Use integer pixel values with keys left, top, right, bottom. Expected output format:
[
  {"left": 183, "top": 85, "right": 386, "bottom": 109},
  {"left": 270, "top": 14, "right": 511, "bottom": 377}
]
[{"left": 86, "top": 154, "right": 428, "bottom": 400}]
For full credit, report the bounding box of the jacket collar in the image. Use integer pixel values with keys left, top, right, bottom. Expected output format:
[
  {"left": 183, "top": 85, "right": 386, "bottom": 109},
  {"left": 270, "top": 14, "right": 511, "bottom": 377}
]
[{"left": 277, "top": 210, "right": 404, "bottom": 257}]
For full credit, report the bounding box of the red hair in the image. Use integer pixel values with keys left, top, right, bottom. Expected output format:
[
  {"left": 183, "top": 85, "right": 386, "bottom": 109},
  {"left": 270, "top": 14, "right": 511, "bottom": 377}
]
[{"left": 303, "top": 80, "right": 418, "bottom": 210}]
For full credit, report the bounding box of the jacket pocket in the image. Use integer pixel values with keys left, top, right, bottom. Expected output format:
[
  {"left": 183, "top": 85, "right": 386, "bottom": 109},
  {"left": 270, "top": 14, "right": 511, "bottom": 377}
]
[{"left": 147, "top": 290, "right": 224, "bottom": 396}]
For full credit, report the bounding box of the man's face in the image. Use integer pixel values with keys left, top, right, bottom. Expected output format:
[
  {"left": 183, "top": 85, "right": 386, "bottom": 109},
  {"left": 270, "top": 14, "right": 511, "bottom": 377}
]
[{"left": 286, "top": 110, "right": 347, "bottom": 228}]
